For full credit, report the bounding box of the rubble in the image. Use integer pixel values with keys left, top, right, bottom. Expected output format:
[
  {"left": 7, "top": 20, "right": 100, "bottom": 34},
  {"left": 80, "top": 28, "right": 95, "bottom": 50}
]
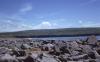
[{"left": 0, "top": 35, "right": 100, "bottom": 62}]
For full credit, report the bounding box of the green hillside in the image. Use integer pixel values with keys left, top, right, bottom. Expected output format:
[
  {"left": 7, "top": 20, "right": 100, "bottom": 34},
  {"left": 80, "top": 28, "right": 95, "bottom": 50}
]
[{"left": 0, "top": 27, "right": 100, "bottom": 38}]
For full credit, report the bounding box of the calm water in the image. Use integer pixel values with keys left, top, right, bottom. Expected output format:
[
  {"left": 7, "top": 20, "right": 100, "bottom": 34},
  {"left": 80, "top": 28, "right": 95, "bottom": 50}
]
[{"left": 32, "top": 36, "right": 100, "bottom": 41}]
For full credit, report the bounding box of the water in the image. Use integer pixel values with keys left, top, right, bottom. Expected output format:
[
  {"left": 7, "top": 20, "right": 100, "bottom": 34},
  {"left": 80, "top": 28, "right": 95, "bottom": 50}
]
[{"left": 32, "top": 35, "right": 100, "bottom": 41}]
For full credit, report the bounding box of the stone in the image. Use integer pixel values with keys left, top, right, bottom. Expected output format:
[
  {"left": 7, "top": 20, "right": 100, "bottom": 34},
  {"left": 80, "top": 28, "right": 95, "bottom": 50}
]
[
  {"left": 87, "top": 35, "right": 97, "bottom": 45},
  {"left": 80, "top": 45, "right": 92, "bottom": 53},
  {"left": 70, "top": 41, "right": 79, "bottom": 50}
]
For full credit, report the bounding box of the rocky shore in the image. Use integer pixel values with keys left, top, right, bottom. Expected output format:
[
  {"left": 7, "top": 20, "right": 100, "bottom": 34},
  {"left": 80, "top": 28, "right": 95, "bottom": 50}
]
[{"left": 0, "top": 35, "right": 100, "bottom": 62}]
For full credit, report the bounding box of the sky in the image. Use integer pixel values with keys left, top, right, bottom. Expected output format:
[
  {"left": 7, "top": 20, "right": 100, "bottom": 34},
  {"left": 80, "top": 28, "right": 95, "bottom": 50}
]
[{"left": 0, "top": 0, "right": 100, "bottom": 32}]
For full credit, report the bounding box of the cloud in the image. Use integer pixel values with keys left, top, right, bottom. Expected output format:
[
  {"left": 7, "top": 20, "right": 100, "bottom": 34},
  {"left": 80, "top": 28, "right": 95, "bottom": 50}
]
[
  {"left": 1, "top": 13, "right": 100, "bottom": 32},
  {"left": 13, "top": 21, "right": 58, "bottom": 31},
  {"left": 82, "top": 23, "right": 100, "bottom": 27},
  {"left": 0, "top": 19, "right": 16, "bottom": 32},
  {"left": 77, "top": 20, "right": 100, "bottom": 27},
  {"left": 6, "top": 20, "right": 13, "bottom": 24},
  {"left": 20, "top": 4, "right": 32, "bottom": 13},
  {"left": 78, "top": 20, "right": 83, "bottom": 24},
  {"left": 33, "top": 21, "right": 57, "bottom": 29},
  {"left": 0, "top": 19, "right": 59, "bottom": 32},
  {"left": 18, "top": 24, "right": 33, "bottom": 30}
]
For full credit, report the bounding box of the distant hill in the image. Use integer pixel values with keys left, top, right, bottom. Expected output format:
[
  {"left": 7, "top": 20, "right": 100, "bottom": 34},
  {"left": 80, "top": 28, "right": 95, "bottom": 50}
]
[{"left": 0, "top": 27, "right": 100, "bottom": 38}]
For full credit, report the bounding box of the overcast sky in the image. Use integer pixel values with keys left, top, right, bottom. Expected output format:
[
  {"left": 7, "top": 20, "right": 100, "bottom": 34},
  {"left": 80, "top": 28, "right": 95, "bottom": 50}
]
[{"left": 0, "top": 0, "right": 100, "bottom": 32}]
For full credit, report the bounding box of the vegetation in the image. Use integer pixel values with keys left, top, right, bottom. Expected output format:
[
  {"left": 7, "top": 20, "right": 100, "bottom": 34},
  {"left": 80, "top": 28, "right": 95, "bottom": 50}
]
[{"left": 0, "top": 27, "right": 100, "bottom": 38}]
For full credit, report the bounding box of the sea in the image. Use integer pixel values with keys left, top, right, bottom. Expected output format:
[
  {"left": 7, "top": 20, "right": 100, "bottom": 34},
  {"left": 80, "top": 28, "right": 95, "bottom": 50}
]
[{"left": 32, "top": 35, "right": 100, "bottom": 41}]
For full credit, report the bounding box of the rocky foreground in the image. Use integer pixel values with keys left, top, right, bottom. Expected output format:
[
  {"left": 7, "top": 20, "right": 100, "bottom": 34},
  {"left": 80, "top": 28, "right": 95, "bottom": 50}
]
[{"left": 0, "top": 35, "right": 100, "bottom": 62}]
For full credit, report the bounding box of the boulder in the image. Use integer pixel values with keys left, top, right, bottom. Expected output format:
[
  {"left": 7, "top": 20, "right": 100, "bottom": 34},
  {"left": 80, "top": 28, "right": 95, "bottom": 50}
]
[{"left": 87, "top": 35, "right": 97, "bottom": 45}]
